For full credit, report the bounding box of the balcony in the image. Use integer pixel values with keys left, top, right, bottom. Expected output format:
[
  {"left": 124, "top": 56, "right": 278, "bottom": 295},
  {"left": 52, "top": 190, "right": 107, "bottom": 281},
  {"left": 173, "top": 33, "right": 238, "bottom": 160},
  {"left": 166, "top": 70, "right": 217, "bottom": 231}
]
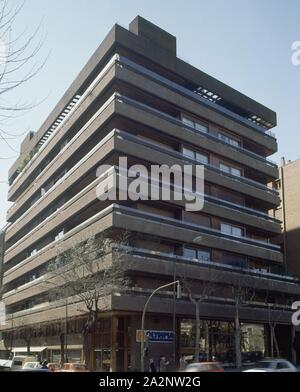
[{"left": 116, "top": 55, "right": 277, "bottom": 142}]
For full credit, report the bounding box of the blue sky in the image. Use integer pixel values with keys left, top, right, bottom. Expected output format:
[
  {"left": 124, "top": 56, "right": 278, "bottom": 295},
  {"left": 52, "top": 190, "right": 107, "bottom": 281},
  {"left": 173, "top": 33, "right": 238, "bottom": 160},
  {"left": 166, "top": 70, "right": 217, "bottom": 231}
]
[{"left": 0, "top": 0, "right": 300, "bottom": 227}]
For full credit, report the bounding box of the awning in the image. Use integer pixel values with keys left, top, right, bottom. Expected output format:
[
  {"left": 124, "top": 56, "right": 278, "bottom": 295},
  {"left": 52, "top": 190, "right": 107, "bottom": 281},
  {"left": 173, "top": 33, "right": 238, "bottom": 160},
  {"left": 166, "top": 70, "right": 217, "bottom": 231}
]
[{"left": 12, "top": 346, "right": 47, "bottom": 353}]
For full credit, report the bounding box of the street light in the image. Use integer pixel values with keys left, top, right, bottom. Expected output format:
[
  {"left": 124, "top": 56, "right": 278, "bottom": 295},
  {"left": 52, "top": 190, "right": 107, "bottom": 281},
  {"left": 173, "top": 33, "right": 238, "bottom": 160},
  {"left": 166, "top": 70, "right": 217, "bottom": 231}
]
[{"left": 140, "top": 280, "right": 181, "bottom": 372}]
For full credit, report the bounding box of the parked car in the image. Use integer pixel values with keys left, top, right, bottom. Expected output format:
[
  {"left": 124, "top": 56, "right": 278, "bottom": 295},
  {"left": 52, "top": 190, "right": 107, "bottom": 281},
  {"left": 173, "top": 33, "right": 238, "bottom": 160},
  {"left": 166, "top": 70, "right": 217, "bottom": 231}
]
[
  {"left": 0, "top": 359, "right": 12, "bottom": 372},
  {"left": 20, "top": 362, "right": 49, "bottom": 372},
  {"left": 22, "top": 362, "right": 42, "bottom": 370},
  {"left": 60, "top": 363, "right": 89, "bottom": 372},
  {"left": 10, "top": 356, "right": 37, "bottom": 371},
  {"left": 47, "top": 363, "right": 61, "bottom": 372},
  {"left": 184, "top": 362, "right": 225, "bottom": 372},
  {"left": 243, "top": 358, "right": 298, "bottom": 372}
]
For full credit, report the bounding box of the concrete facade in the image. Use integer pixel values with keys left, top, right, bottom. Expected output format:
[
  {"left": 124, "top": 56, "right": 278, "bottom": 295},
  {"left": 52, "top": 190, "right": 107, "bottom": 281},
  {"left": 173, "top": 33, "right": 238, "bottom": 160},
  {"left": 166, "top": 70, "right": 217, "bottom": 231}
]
[{"left": 0, "top": 16, "right": 299, "bottom": 370}]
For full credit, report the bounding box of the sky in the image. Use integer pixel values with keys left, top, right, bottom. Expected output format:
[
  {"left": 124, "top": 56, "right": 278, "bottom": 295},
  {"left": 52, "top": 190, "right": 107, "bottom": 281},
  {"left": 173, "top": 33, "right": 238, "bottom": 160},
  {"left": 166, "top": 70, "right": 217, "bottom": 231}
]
[{"left": 0, "top": 0, "right": 300, "bottom": 228}]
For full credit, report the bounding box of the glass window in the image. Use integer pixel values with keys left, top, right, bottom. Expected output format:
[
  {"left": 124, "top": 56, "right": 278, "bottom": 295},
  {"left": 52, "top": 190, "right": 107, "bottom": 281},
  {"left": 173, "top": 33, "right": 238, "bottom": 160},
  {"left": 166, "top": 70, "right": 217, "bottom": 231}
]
[
  {"left": 221, "top": 223, "right": 242, "bottom": 237},
  {"left": 197, "top": 249, "right": 211, "bottom": 262},
  {"left": 220, "top": 223, "right": 232, "bottom": 235},
  {"left": 184, "top": 247, "right": 210, "bottom": 262},
  {"left": 55, "top": 230, "right": 64, "bottom": 241},
  {"left": 218, "top": 132, "right": 240, "bottom": 147},
  {"left": 232, "top": 226, "right": 242, "bottom": 237},
  {"left": 183, "top": 247, "right": 197, "bottom": 259},
  {"left": 196, "top": 152, "right": 208, "bottom": 164},
  {"left": 230, "top": 139, "right": 240, "bottom": 147},
  {"left": 182, "top": 147, "right": 195, "bottom": 160},
  {"left": 220, "top": 163, "right": 230, "bottom": 173},
  {"left": 182, "top": 117, "right": 194, "bottom": 127},
  {"left": 195, "top": 121, "right": 208, "bottom": 133},
  {"left": 220, "top": 163, "right": 241, "bottom": 177},
  {"left": 182, "top": 116, "right": 208, "bottom": 134},
  {"left": 30, "top": 249, "right": 37, "bottom": 256},
  {"left": 231, "top": 167, "right": 241, "bottom": 177}
]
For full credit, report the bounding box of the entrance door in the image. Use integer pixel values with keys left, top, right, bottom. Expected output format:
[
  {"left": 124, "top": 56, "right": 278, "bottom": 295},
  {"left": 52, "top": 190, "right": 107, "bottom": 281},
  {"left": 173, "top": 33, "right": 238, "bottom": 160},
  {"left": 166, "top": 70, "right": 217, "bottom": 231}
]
[{"left": 94, "top": 349, "right": 111, "bottom": 372}]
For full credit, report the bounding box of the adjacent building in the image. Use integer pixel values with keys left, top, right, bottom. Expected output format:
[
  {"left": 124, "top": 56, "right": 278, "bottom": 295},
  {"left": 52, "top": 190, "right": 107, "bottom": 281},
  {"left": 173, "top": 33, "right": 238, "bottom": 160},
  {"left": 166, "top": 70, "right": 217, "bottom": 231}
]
[
  {"left": 273, "top": 158, "right": 300, "bottom": 278},
  {"left": 0, "top": 16, "right": 300, "bottom": 371}
]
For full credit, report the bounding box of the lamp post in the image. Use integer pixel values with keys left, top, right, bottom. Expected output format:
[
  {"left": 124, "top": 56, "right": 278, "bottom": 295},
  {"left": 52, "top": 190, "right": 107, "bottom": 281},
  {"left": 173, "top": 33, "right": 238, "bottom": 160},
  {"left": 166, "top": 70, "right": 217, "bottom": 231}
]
[{"left": 140, "top": 280, "right": 181, "bottom": 372}]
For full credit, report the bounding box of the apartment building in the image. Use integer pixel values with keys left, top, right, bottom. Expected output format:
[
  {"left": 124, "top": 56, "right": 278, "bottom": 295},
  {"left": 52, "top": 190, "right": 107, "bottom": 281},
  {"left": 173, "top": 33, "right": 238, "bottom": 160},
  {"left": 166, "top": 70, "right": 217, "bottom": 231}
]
[
  {"left": 0, "top": 16, "right": 300, "bottom": 371},
  {"left": 273, "top": 158, "right": 300, "bottom": 277}
]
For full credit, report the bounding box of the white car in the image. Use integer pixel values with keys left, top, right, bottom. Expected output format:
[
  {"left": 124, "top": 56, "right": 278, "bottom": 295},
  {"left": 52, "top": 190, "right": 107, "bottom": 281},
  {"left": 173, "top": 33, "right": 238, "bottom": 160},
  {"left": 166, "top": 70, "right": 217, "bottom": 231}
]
[
  {"left": 22, "top": 362, "right": 42, "bottom": 370},
  {"left": 244, "top": 358, "right": 298, "bottom": 372}
]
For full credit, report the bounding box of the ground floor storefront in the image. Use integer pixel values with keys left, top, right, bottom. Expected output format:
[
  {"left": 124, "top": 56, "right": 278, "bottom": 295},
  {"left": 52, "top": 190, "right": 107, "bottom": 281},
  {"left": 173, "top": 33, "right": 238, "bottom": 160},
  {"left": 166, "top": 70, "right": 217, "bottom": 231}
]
[{"left": 2, "top": 311, "right": 296, "bottom": 371}]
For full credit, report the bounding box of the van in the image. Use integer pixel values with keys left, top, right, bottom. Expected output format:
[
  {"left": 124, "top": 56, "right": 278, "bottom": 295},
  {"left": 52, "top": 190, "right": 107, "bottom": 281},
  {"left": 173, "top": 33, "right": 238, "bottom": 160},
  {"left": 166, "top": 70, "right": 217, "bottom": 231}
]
[{"left": 11, "top": 356, "right": 37, "bottom": 371}]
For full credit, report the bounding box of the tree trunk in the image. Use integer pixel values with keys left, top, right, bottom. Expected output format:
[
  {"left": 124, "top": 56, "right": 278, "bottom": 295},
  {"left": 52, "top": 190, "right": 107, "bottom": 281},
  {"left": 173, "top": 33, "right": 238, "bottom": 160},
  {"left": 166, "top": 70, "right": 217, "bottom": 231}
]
[
  {"left": 270, "top": 325, "right": 274, "bottom": 357},
  {"left": 195, "top": 302, "right": 200, "bottom": 362},
  {"left": 205, "top": 321, "right": 210, "bottom": 361},
  {"left": 273, "top": 329, "right": 280, "bottom": 358},
  {"left": 60, "top": 333, "right": 65, "bottom": 365},
  {"left": 234, "top": 294, "right": 242, "bottom": 370},
  {"left": 83, "top": 330, "right": 90, "bottom": 369}
]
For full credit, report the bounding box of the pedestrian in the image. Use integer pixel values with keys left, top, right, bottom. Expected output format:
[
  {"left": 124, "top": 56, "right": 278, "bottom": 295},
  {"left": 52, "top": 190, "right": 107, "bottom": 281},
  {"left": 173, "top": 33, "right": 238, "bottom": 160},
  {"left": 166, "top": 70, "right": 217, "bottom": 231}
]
[
  {"left": 159, "top": 356, "right": 169, "bottom": 372},
  {"left": 41, "top": 360, "right": 48, "bottom": 369},
  {"left": 149, "top": 358, "right": 156, "bottom": 372},
  {"left": 179, "top": 354, "right": 187, "bottom": 371}
]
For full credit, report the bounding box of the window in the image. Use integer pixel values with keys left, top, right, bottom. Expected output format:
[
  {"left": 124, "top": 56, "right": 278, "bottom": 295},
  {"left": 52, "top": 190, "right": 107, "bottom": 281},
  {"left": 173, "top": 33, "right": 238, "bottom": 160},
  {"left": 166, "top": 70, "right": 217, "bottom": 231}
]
[
  {"left": 221, "top": 223, "right": 243, "bottom": 237},
  {"left": 183, "top": 247, "right": 197, "bottom": 259},
  {"left": 182, "top": 147, "right": 195, "bottom": 160},
  {"left": 195, "top": 122, "right": 208, "bottom": 133},
  {"left": 218, "top": 132, "right": 240, "bottom": 147},
  {"left": 231, "top": 168, "right": 241, "bottom": 177},
  {"left": 196, "top": 152, "right": 208, "bottom": 164},
  {"left": 183, "top": 246, "right": 211, "bottom": 262},
  {"left": 182, "top": 117, "right": 194, "bottom": 128},
  {"left": 220, "top": 163, "right": 241, "bottom": 177},
  {"left": 54, "top": 229, "right": 64, "bottom": 241},
  {"left": 30, "top": 249, "right": 37, "bottom": 257},
  {"left": 221, "top": 251, "right": 246, "bottom": 268},
  {"left": 182, "top": 147, "right": 208, "bottom": 164},
  {"left": 276, "top": 362, "right": 289, "bottom": 370},
  {"left": 182, "top": 116, "right": 208, "bottom": 133},
  {"left": 274, "top": 180, "right": 281, "bottom": 191}
]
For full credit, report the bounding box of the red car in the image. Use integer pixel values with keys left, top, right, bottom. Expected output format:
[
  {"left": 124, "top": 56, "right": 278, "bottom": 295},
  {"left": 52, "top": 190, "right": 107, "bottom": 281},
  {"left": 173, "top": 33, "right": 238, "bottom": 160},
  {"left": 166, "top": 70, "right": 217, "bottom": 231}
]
[{"left": 60, "top": 363, "right": 90, "bottom": 372}]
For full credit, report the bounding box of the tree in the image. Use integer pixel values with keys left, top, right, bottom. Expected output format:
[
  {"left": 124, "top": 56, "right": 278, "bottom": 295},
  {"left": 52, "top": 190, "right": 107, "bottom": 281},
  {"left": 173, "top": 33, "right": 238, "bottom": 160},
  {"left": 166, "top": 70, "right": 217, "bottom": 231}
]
[
  {"left": 265, "top": 293, "right": 293, "bottom": 358},
  {"left": 231, "top": 272, "right": 255, "bottom": 371},
  {"left": 0, "top": 0, "right": 47, "bottom": 155},
  {"left": 46, "top": 233, "right": 131, "bottom": 368},
  {"left": 180, "top": 267, "right": 218, "bottom": 363}
]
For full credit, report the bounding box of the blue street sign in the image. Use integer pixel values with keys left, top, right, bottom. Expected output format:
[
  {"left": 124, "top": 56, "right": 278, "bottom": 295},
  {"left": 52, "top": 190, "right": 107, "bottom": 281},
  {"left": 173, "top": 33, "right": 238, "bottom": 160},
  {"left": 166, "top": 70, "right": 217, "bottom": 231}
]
[{"left": 146, "top": 330, "right": 174, "bottom": 343}]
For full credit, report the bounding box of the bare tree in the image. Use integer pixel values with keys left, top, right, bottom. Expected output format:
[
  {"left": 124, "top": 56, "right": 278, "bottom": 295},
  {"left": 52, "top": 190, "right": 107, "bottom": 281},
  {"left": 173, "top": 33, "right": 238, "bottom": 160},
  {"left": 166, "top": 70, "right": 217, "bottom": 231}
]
[
  {"left": 11, "top": 317, "right": 42, "bottom": 356},
  {"left": 180, "top": 267, "right": 218, "bottom": 363},
  {"left": 0, "top": 0, "right": 47, "bottom": 155},
  {"left": 46, "top": 233, "right": 131, "bottom": 368},
  {"left": 265, "top": 293, "right": 293, "bottom": 358},
  {"left": 231, "top": 273, "right": 255, "bottom": 371}
]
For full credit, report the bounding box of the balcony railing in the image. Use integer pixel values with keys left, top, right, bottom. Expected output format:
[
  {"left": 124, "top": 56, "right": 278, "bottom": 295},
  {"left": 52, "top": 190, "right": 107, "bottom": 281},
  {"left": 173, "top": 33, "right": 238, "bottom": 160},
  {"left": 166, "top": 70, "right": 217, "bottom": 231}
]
[
  {"left": 113, "top": 112, "right": 278, "bottom": 195},
  {"left": 124, "top": 246, "right": 297, "bottom": 282},
  {"left": 113, "top": 204, "right": 281, "bottom": 251},
  {"left": 116, "top": 55, "right": 277, "bottom": 142}
]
